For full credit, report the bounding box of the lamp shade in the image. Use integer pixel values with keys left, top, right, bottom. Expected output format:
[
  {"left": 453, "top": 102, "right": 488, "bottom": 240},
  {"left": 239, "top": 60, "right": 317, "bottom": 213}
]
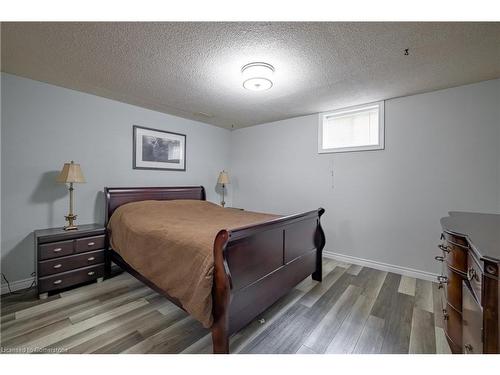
[
  {"left": 217, "top": 171, "right": 229, "bottom": 185},
  {"left": 56, "top": 161, "right": 86, "bottom": 183}
]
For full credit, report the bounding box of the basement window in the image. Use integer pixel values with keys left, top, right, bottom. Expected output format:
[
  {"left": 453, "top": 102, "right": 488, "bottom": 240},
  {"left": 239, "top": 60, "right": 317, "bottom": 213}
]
[{"left": 318, "top": 101, "right": 385, "bottom": 153}]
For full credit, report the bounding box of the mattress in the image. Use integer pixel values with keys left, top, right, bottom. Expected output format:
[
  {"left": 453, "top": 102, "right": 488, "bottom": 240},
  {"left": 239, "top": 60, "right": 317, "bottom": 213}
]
[{"left": 108, "top": 199, "right": 278, "bottom": 327}]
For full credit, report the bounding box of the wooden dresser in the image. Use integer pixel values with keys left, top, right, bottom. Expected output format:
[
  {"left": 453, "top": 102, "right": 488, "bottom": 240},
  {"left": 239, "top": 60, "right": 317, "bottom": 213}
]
[
  {"left": 438, "top": 212, "right": 499, "bottom": 354},
  {"left": 35, "top": 224, "right": 106, "bottom": 299}
]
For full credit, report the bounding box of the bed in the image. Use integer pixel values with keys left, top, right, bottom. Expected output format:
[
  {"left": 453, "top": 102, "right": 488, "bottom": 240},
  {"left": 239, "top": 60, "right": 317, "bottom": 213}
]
[{"left": 104, "top": 186, "right": 325, "bottom": 353}]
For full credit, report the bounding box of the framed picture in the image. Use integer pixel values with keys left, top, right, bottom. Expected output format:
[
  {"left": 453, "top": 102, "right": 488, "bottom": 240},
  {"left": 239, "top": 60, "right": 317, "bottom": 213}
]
[{"left": 133, "top": 125, "right": 186, "bottom": 171}]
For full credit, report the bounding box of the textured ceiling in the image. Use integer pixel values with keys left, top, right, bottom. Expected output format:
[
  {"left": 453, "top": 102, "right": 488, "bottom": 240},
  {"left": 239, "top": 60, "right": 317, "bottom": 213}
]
[{"left": 1, "top": 22, "right": 499, "bottom": 129}]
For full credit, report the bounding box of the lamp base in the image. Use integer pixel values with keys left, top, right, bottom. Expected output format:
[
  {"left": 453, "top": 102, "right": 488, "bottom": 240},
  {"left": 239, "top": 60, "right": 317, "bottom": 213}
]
[
  {"left": 220, "top": 183, "right": 226, "bottom": 207},
  {"left": 64, "top": 213, "right": 78, "bottom": 231}
]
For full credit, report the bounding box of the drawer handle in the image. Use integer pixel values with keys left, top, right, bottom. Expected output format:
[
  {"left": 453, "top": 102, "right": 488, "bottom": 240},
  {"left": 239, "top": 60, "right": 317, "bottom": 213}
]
[
  {"left": 87, "top": 242, "right": 95, "bottom": 246},
  {"left": 53, "top": 264, "right": 62, "bottom": 269},
  {"left": 467, "top": 267, "right": 478, "bottom": 282},
  {"left": 53, "top": 279, "right": 62, "bottom": 285},
  {"left": 437, "top": 275, "right": 448, "bottom": 283},
  {"left": 434, "top": 255, "right": 444, "bottom": 262},
  {"left": 437, "top": 275, "right": 448, "bottom": 289},
  {"left": 53, "top": 248, "right": 62, "bottom": 253},
  {"left": 464, "top": 344, "right": 473, "bottom": 353},
  {"left": 87, "top": 257, "right": 95, "bottom": 261},
  {"left": 442, "top": 309, "right": 449, "bottom": 320},
  {"left": 87, "top": 271, "right": 95, "bottom": 276},
  {"left": 438, "top": 244, "right": 450, "bottom": 253},
  {"left": 486, "top": 264, "right": 497, "bottom": 276}
]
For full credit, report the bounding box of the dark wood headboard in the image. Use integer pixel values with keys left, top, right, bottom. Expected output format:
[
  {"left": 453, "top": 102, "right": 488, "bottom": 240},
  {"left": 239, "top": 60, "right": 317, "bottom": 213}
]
[{"left": 104, "top": 186, "right": 206, "bottom": 224}]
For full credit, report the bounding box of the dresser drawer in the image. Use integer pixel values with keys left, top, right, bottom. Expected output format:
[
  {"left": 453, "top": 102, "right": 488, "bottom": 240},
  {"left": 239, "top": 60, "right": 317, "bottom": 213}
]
[
  {"left": 443, "top": 303, "right": 462, "bottom": 351},
  {"left": 442, "top": 232, "right": 469, "bottom": 248},
  {"left": 446, "top": 333, "right": 463, "bottom": 354},
  {"left": 39, "top": 240, "right": 74, "bottom": 260},
  {"left": 38, "top": 264, "right": 104, "bottom": 293},
  {"left": 38, "top": 249, "right": 105, "bottom": 276},
  {"left": 462, "top": 282, "right": 483, "bottom": 354},
  {"left": 466, "top": 252, "right": 483, "bottom": 304},
  {"left": 443, "top": 267, "right": 464, "bottom": 312},
  {"left": 75, "top": 235, "right": 105, "bottom": 253},
  {"left": 439, "top": 242, "right": 467, "bottom": 274}
]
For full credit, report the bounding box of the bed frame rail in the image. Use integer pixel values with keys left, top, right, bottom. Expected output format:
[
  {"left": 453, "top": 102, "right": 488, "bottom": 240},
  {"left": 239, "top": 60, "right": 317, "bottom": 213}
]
[{"left": 211, "top": 208, "right": 325, "bottom": 353}]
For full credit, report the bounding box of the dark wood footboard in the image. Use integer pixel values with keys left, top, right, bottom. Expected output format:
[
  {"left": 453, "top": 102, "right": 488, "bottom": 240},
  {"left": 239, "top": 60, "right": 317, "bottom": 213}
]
[
  {"left": 104, "top": 186, "right": 325, "bottom": 354},
  {"left": 211, "top": 208, "right": 326, "bottom": 353}
]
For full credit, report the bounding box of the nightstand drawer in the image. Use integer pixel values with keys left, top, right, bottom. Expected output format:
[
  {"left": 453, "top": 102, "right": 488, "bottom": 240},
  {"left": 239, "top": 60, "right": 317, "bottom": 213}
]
[
  {"left": 38, "top": 249, "right": 105, "bottom": 276},
  {"left": 39, "top": 240, "right": 74, "bottom": 260},
  {"left": 75, "top": 235, "right": 105, "bottom": 253},
  {"left": 38, "top": 264, "right": 104, "bottom": 293}
]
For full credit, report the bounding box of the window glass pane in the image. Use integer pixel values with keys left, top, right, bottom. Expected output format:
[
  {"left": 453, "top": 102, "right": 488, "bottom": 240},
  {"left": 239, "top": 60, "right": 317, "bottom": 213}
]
[{"left": 322, "top": 107, "right": 379, "bottom": 149}]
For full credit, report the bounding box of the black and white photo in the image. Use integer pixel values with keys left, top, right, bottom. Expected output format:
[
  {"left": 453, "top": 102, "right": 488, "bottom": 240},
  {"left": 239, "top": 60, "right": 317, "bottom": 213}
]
[{"left": 133, "top": 125, "right": 186, "bottom": 171}]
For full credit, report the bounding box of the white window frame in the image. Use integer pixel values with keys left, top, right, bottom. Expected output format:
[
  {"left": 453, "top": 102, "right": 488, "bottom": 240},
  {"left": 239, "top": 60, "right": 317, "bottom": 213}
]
[{"left": 318, "top": 101, "right": 385, "bottom": 154}]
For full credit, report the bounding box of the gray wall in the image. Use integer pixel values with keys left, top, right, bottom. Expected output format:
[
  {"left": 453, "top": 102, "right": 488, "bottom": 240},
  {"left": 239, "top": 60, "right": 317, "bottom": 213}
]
[
  {"left": 230, "top": 79, "right": 500, "bottom": 275},
  {"left": 1, "top": 73, "right": 231, "bottom": 283},
  {"left": 2, "top": 73, "right": 499, "bottom": 284}
]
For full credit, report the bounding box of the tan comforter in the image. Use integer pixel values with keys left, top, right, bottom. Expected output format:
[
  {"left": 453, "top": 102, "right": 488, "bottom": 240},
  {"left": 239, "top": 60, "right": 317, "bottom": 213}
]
[{"left": 108, "top": 199, "right": 279, "bottom": 328}]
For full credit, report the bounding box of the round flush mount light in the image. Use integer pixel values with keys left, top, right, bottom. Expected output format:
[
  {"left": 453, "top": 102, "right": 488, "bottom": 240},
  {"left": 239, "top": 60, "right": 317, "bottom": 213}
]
[
  {"left": 241, "top": 62, "right": 275, "bottom": 91},
  {"left": 243, "top": 77, "right": 272, "bottom": 91}
]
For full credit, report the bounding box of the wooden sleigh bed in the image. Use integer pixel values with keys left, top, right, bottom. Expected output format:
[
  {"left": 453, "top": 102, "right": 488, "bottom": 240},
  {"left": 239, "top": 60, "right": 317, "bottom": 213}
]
[{"left": 104, "top": 186, "right": 325, "bottom": 353}]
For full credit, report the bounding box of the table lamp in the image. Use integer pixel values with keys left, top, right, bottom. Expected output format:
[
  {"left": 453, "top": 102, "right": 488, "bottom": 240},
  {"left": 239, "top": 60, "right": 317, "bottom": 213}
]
[
  {"left": 217, "top": 170, "right": 229, "bottom": 207},
  {"left": 56, "top": 161, "right": 86, "bottom": 230}
]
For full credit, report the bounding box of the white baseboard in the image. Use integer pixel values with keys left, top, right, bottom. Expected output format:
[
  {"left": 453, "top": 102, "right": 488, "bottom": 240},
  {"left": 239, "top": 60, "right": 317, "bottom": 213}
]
[
  {"left": 1, "top": 254, "right": 436, "bottom": 294},
  {"left": 1, "top": 277, "right": 36, "bottom": 295},
  {"left": 323, "top": 251, "right": 439, "bottom": 282}
]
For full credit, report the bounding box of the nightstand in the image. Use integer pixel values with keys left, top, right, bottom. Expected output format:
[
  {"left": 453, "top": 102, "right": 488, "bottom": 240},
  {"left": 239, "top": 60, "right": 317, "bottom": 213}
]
[{"left": 34, "top": 223, "right": 106, "bottom": 299}]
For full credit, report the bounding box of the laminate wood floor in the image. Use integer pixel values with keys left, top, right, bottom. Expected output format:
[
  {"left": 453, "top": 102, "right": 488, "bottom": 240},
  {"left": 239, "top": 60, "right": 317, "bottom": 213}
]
[{"left": 0, "top": 259, "right": 451, "bottom": 354}]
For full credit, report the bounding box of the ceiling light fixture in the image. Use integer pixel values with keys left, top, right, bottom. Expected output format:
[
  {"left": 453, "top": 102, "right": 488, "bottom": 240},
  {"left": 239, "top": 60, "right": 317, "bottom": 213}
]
[{"left": 241, "top": 62, "right": 274, "bottom": 91}]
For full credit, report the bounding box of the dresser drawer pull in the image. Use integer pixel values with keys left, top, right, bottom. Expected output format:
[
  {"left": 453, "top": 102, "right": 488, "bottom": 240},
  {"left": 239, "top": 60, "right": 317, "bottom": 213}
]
[
  {"left": 87, "top": 257, "right": 95, "bottom": 261},
  {"left": 464, "top": 344, "right": 473, "bottom": 353},
  {"left": 437, "top": 275, "right": 448, "bottom": 289},
  {"left": 442, "top": 309, "right": 449, "bottom": 320},
  {"left": 486, "top": 264, "right": 497, "bottom": 276},
  {"left": 53, "top": 279, "right": 62, "bottom": 285},
  {"left": 438, "top": 244, "right": 450, "bottom": 253},
  {"left": 87, "top": 242, "right": 95, "bottom": 246},
  {"left": 434, "top": 255, "right": 444, "bottom": 262},
  {"left": 53, "top": 248, "right": 62, "bottom": 253},
  {"left": 437, "top": 275, "right": 448, "bottom": 283},
  {"left": 87, "top": 271, "right": 95, "bottom": 276},
  {"left": 467, "top": 267, "right": 478, "bottom": 282},
  {"left": 53, "top": 264, "right": 62, "bottom": 269}
]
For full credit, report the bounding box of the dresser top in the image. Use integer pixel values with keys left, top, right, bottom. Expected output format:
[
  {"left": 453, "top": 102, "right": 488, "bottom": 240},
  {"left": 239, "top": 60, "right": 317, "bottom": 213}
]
[
  {"left": 441, "top": 212, "right": 500, "bottom": 263},
  {"left": 34, "top": 223, "right": 105, "bottom": 243}
]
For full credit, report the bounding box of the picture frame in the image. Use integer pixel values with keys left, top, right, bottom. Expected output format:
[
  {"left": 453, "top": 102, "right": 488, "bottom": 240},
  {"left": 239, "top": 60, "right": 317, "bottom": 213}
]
[{"left": 133, "top": 125, "right": 186, "bottom": 171}]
